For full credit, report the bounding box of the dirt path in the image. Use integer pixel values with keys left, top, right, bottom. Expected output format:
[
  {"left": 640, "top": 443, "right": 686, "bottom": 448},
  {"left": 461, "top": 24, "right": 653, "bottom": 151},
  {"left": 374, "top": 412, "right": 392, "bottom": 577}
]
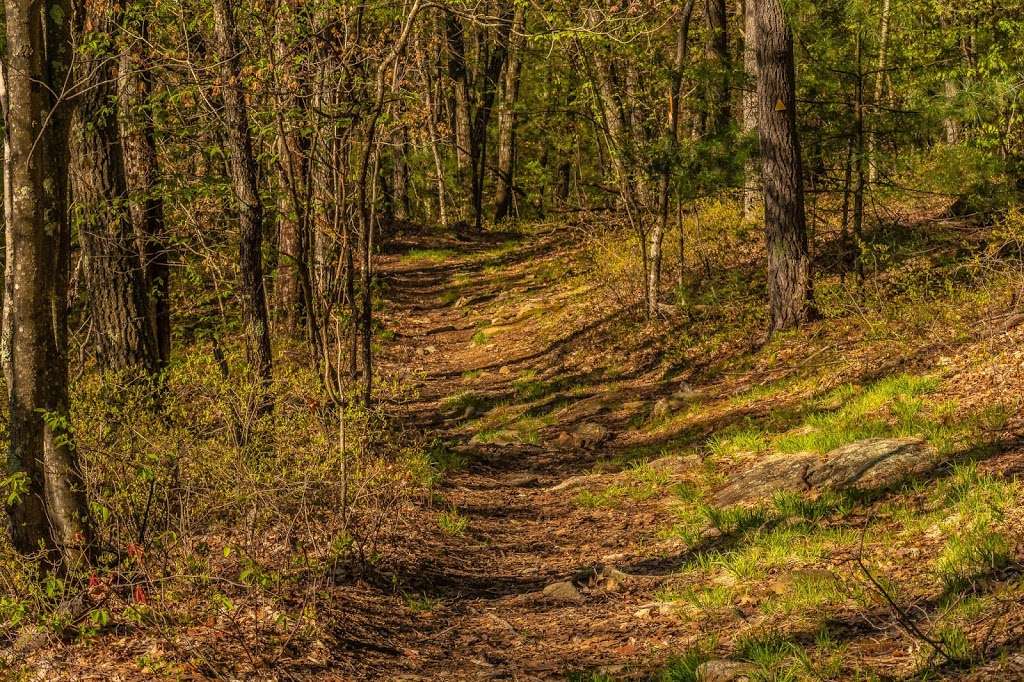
[{"left": 365, "top": 228, "right": 691, "bottom": 680}]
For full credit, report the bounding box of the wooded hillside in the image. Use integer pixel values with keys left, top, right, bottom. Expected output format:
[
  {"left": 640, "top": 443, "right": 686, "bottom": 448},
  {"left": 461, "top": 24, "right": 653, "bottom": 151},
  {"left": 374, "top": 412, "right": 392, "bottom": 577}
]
[{"left": 2, "top": 0, "right": 1024, "bottom": 679}]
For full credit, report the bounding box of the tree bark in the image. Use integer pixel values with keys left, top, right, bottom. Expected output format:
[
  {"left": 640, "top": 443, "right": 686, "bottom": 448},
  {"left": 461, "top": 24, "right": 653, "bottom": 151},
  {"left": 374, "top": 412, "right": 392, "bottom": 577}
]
[
  {"left": 423, "top": 30, "right": 450, "bottom": 227},
  {"left": 272, "top": 6, "right": 311, "bottom": 335},
  {"left": 756, "top": 0, "right": 815, "bottom": 332},
  {"left": 211, "top": 0, "right": 274, "bottom": 412},
  {"left": 493, "top": 4, "right": 526, "bottom": 223},
  {"left": 649, "top": 0, "right": 697, "bottom": 318},
  {"left": 853, "top": 32, "right": 866, "bottom": 286},
  {"left": 392, "top": 126, "right": 411, "bottom": 221},
  {"left": 867, "top": 0, "right": 891, "bottom": 184},
  {"left": 943, "top": 79, "right": 961, "bottom": 145},
  {"left": 119, "top": 13, "right": 171, "bottom": 371},
  {"left": 742, "top": 0, "right": 760, "bottom": 216},
  {"left": 704, "top": 0, "right": 730, "bottom": 136},
  {"left": 73, "top": 0, "right": 159, "bottom": 376},
  {"left": 469, "top": 4, "right": 512, "bottom": 231},
  {"left": 2, "top": 0, "right": 92, "bottom": 564},
  {"left": 445, "top": 15, "right": 473, "bottom": 173}
]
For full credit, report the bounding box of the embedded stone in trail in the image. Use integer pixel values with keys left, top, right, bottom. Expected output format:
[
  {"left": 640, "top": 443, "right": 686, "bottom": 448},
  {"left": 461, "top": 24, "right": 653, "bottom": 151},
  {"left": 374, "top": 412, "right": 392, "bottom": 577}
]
[
  {"left": 539, "top": 581, "right": 584, "bottom": 604},
  {"left": 715, "top": 437, "right": 939, "bottom": 506}
]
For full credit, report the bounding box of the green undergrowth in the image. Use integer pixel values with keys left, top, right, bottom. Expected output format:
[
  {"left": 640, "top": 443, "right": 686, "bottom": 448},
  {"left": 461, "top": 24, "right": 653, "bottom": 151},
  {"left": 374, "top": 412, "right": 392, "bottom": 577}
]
[
  {"left": 404, "top": 248, "right": 456, "bottom": 263},
  {"left": 575, "top": 462, "right": 671, "bottom": 508},
  {"left": 647, "top": 448, "right": 1022, "bottom": 679},
  {"left": 702, "top": 372, "right": 1007, "bottom": 462}
]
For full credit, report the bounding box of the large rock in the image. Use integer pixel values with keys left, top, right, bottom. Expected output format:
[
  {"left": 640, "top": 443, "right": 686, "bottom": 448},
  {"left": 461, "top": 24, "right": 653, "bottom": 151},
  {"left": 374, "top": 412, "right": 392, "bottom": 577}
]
[
  {"left": 715, "top": 437, "right": 939, "bottom": 506},
  {"left": 540, "top": 581, "right": 584, "bottom": 604}
]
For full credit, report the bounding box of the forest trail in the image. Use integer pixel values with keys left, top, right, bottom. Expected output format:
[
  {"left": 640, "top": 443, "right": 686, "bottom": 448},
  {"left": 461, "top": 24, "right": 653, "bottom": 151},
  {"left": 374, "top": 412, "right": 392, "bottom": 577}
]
[{"left": 368, "top": 225, "right": 689, "bottom": 679}]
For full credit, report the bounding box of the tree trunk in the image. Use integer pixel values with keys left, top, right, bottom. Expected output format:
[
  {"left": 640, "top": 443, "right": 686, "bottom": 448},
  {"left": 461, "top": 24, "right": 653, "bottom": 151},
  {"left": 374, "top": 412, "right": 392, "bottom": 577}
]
[
  {"left": 272, "top": 8, "right": 311, "bottom": 335},
  {"left": 867, "top": 0, "right": 891, "bottom": 184},
  {"left": 423, "top": 35, "right": 450, "bottom": 228},
  {"left": 649, "top": 0, "right": 696, "bottom": 318},
  {"left": 586, "top": 40, "right": 643, "bottom": 209},
  {"left": 704, "top": 0, "right": 730, "bottom": 136},
  {"left": 211, "top": 0, "right": 274, "bottom": 412},
  {"left": 393, "top": 126, "right": 411, "bottom": 221},
  {"left": 73, "top": 0, "right": 158, "bottom": 376},
  {"left": 853, "top": 32, "right": 866, "bottom": 287},
  {"left": 119, "top": 14, "right": 171, "bottom": 371},
  {"left": 493, "top": 4, "right": 526, "bottom": 223},
  {"left": 742, "top": 0, "right": 760, "bottom": 216},
  {"left": 469, "top": 5, "right": 513, "bottom": 231},
  {"left": 2, "top": 0, "right": 92, "bottom": 564},
  {"left": 943, "top": 79, "right": 961, "bottom": 145},
  {"left": 445, "top": 15, "right": 473, "bottom": 173},
  {"left": 756, "top": 0, "right": 815, "bottom": 332}
]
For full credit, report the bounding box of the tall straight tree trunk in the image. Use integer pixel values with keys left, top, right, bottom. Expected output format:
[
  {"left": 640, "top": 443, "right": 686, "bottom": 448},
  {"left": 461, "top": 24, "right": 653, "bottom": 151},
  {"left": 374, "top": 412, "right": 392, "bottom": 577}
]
[
  {"left": 943, "top": 79, "right": 961, "bottom": 144},
  {"left": 212, "top": 0, "right": 274, "bottom": 412},
  {"left": 469, "top": 5, "right": 512, "bottom": 231},
  {"left": 742, "top": 0, "right": 760, "bottom": 216},
  {"left": 756, "top": 0, "right": 815, "bottom": 332},
  {"left": 423, "top": 33, "right": 450, "bottom": 227},
  {"left": 392, "top": 127, "right": 411, "bottom": 221},
  {"left": 867, "top": 0, "right": 891, "bottom": 184},
  {"left": 445, "top": 15, "right": 473, "bottom": 173},
  {"left": 585, "top": 39, "right": 640, "bottom": 210},
  {"left": 853, "top": 33, "right": 866, "bottom": 286},
  {"left": 2, "top": 0, "right": 92, "bottom": 564},
  {"left": 272, "top": 6, "right": 311, "bottom": 334},
  {"left": 353, "top": 0, "right": 424, "bottom": 404},
  {"left": 73, "top": 0, "right": 158, "bottom": 376},
  {"left": 649, "top": 0, "right": 696, "bottom": 318},
  {"left": 704, "top": 0, "right": 730, "bottom": 136},
  {"left": 493, "top": 4, "right": 526, "bottom": 223},
  {"left": 938, "top": 16, "right": 961, "bottom": 145},
  {"left": 119, "top": 15, "right": 171, "bottom": 371}
]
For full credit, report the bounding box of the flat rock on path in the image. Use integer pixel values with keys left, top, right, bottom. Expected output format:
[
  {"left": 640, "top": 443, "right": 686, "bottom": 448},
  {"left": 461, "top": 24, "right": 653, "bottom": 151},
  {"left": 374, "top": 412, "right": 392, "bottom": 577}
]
[{"left": 715, "top": 437, "right": 939, "bottom": 506}]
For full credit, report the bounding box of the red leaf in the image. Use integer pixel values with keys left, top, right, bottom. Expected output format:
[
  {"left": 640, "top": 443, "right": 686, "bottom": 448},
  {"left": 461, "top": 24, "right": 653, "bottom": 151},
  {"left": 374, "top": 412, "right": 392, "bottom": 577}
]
[{"left": 133, "top": 585, "right": 148, "bottom": 605}]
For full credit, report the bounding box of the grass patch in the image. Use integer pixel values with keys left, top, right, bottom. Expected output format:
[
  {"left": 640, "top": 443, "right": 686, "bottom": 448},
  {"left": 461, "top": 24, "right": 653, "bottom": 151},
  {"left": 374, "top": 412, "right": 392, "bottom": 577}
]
[
  {"left": 405, "top": 248, "right": 455, "bottom": 263},
  {"left": 404, "top": 593, "right": 440, "bottom": 613},
  {"left": 931, "top": 462, "right": 1019, "bottom": 594},
  {"left": 512, "top": 371, "right": 551, "bottom": 401},
  {"left": 442, "top": 390, "right": 488, "bottom": 415},
  {"left": 701, "top": 503, "right": 771, "bottom": 536},
  {"left": 774, "top": 374, "right": 944, "bottom": 454},
  {"left": 575, "top": 462, "right": 672, "bottom": 508},
  {"left": 657, "top": 641, "right": 715, "bottom": 681},
  {"left": 438, "top": 508, "right": 469, "bottom": 536},
  {"left": 736, "top": 628, "right": 800, "bottom": 674},
  {"left": 935, "top": 521, "right": 1013, "bottom": 594},
  {"left": 706, "top": 425, "right": 769, "bottom": 459},
  {"left": 406, "top": 440, "right": 467, "bottom": 488}
]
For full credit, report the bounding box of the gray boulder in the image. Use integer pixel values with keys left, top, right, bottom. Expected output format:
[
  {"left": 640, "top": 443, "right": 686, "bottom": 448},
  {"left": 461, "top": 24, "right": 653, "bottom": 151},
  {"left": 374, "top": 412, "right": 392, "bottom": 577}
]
[{"left": 715, "top": 437, "right": 939, "bottom": 506}]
